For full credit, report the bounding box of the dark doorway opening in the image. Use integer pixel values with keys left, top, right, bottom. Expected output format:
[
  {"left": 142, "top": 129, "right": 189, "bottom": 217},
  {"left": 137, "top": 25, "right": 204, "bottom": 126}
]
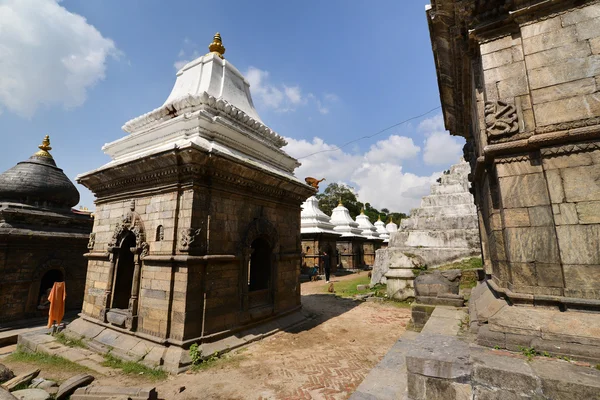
[
  {"left": 111, "top": 232, "right": 136, "bottom": 310},
  {"left": 248, "top": 237, "right": 272, "bottom": 308},
  {"left": 37, "top": 269, "right": 63, "bottom": 310}
]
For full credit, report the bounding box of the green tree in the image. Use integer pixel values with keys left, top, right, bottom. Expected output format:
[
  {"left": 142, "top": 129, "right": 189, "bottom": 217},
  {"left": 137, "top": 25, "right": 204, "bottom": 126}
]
[{"left": 316, "top": 183, "right": 362, "bottom": 218}]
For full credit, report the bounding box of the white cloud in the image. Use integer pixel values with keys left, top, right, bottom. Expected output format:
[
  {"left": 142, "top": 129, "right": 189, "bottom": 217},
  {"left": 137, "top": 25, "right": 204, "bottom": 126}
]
[
  {"left": 419, "top": 114, "right": 465, "bottom": 166},
  {"left": 0, "top": 0, "right": 119, "bottom": 118},
  {"left": 283, "top": 135, "right": 438, "bottom": 212},
  {"left": 365, "top": 135, "right": 421, "bottom": 164},
  {"left": 173, "top": 50, "right": 199, "bottom": 70},
  {"left": 245, "top": 67, "right": 338, "bottom": 115}
]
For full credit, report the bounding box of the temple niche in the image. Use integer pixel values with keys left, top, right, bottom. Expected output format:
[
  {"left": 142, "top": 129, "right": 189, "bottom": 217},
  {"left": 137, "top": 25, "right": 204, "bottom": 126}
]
[
  {"left": 428, "top": 0, "right": 600, "bottom": 360},
  {"left": 66, "top": 33, "right": 314, "bottom": 372},
  {"left": 0, "top": 136, "right": 92, "bottom": 322}
]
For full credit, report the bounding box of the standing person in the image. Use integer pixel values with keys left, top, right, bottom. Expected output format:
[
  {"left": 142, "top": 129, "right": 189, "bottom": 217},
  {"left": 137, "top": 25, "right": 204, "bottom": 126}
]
[{"left": 322, "top": 250, "right": 331, "bottom": 283}]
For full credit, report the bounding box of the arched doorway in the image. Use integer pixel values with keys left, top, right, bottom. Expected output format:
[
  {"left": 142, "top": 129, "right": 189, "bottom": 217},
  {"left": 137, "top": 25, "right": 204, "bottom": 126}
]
[
  {"left": 37, "top": 269, "right": 63, "bottom": 311},
  {"left": 247, "top": 237, "right": 272, "bottom": 308},
  {"left": 111, "top": 231, "right": 137, "bottom": 310}
]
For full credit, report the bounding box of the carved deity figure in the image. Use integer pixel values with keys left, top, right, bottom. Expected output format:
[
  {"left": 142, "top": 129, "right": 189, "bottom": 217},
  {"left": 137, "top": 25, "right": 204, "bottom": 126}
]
[{"left": 180, "top": 228, "right": 202, "bottom": 250}]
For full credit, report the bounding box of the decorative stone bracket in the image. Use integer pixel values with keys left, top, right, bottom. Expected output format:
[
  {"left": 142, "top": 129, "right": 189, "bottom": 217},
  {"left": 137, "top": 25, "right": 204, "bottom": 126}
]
[
  {"left": 179, "top": 228, "right": 202, "bottom": 252},
  {"left": 484, "top": 101, "right": 519, "bottom": 138}
]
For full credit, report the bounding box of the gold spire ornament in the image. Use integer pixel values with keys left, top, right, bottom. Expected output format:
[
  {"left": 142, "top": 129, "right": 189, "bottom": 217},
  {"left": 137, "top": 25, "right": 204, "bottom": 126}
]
[
  {"left": 338, "top": 198, "right": 343, "bottom": 207},
  {"left": 208, "top": 32, "right": 226, "bottom": 59},
  {"left": 360, "top": 208, "right": 365, "bottom": 215},
  {"left": 34, "top": 135, "right": 53, "bottom": 158},
  {"left": 377, "top": 215, "right": 382, "bottom": 221}
]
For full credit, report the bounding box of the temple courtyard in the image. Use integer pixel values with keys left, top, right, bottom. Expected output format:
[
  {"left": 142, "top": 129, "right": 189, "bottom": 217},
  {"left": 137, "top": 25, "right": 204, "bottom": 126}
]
[{"left": 0, "top": 273, "right": 411, "bottom": 400}]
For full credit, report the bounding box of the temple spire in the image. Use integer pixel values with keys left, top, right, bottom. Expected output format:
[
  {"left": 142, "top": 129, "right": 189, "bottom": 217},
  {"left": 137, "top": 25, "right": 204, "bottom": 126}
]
[
  {"left": 34, "top": 135, "right": 53, "bottom": 159},
  {"left": 208, "top": 32, "right": 226, "bottom": 59}
]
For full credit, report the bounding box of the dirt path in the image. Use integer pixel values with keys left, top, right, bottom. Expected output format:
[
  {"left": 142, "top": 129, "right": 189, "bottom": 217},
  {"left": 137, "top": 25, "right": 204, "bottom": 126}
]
[{"left": 2, "top": 273, "right": 410, "bottom": 400}]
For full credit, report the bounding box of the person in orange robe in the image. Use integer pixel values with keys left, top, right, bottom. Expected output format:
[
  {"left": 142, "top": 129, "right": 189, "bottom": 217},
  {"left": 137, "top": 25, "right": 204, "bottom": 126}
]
[{"left": 47, "top": 281, "right": 66, "bottom": 328}]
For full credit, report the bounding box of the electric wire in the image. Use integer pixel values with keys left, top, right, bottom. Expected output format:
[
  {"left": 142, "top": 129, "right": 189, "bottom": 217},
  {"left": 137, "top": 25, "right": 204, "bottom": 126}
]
[{"left": 296, "top": 105, "right": 442, "bottom": 159}]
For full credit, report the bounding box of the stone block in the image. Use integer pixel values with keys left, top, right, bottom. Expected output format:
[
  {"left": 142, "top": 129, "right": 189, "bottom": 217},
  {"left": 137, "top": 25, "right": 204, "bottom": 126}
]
[
  {"left": 576, "top": 201, "right": 600, "bottom": 224},
  {"left": 481, "top": 47, "right": 513, "bottom": 70},
  {"left": 561, "top": 3, "right": 600, "bottom": 25},
  {"left": 531, "top": 358, "right": 600, "bottom": 400},
  {"left": 564, "top": 264, "right": 600, "bottom": 290},
  {"left": 10, "top": 389, "right": 50, "bottom": 400},
  {"left": 535, "top": 263, "right": 564, "bottom": 288},
  {"left": 522, "top": 25, "right": 577, "bottom": 55},
  {"left": 496, "top": 159, "right": 543, "bottom": 177},
  {"left": 473, "top": 386, "right": 521, "bottom": 400},
  {"left": 534, "top": 92, "right": 600, "bottom": 125},
  {"left": 522, "top": 16, "right": 564, "bottom": 39},
  {"left": 70, "top": 386, "right": 158, "bottom": 400},
  {"left": 557, "top": 202, "right": 579, "bottom": 225},
  {"left": 480, "top": 35, "right": 521, "bottom": 55},
  {"left": 499, "top": 173, "right": 549, "bottom": 208},
  {"left": 545, "top": 169, "right": 564, "bottom": 204},
  {"left": 504, "top": 227, "right": 560, "bottom": 263},
  {"left": 502, "top": 208, "right": 530, "bottom": 227},
  {"left": 483, "top": 61, "right": 526, "bottom": 85},
  {"left": 1, "top": 369, "right": 40, "bottom": 391},
  {"left": 591, "top": 37, "right": 600, "bottom": 54},
  {"left": 405, "top": 333, "right": 472, "bottom": 381},
  {"left": 531, "top": 77, "right": 596, "bottom": 104},
  {"left": 556, "top": 224, "right": 600, "bottom": 264},
  {"left": 575, "top": 16, "right": 600, "bottom": 40},
  {"left": 528, "top": 206, "right": 553, "bottom": 226},
  {"left": 471, "top": 349, "right": 540, "bottom": 394},
  {"left": 56, "top": 374, "right": 95, "bottom": 400},
  {"left": 524, "top": 40, "right": 591, "bottom": 70}
]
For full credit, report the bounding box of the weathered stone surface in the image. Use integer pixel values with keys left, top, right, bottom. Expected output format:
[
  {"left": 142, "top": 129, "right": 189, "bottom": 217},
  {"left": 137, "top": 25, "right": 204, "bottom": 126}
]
[
  {"left": 0, "top": 388, "right": 17, "bottom": 400},
  {"left": 1, "top": 370, "right": 40, "bottom": 392},
  {"left": 11, "top": 389, "right": 50, "bottom": 400},
  {"left": 55, "top": 374, "right": 94, "bottom": 400},
  {"left": 70, "top": 386, "right": 157, "bottom": 400},
  {"left": 405, "top": 333, "right": 472, "bottom": 381},
  {"left": 531, "top": 358, "right": 600, "bottom": 400}
]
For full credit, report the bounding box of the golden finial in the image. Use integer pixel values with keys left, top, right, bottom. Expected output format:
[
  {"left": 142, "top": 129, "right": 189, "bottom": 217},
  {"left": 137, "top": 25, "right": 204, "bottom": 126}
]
[
  {"left": 338, "top": 198, "right": 343, "bottom": 207},
  {"left": 208, "top": 32, "right": 226, "bottom": 59},
  {"left": 34, "top": 135, "right": 53, "bottom": 158},
  {"left": 377, "top": 215, "right": 382, "bottom": 221},
  {"left": 360, "top": 208, "right": 365, "bottom": 215}
]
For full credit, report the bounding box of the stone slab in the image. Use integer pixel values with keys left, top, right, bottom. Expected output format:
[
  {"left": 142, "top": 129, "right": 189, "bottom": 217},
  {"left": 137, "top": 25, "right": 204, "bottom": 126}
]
[
  {"left": 1, "top": 370, "right": 40, "bottom": 391},
  {"left": 11, "top": 389, "right": 50, "bottom": 400},
  {"left": 405, "top": 333, "right": 472, "bottom": 381},
  {"left": 70, "top": 386, "right": 158, "bottom": 400},
  {"left": 56, "top": 374, "right": 94, "bottom": 400}
]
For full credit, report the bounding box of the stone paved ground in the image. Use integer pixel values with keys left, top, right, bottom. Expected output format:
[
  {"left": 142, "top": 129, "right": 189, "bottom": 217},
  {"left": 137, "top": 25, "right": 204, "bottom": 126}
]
[{"left": 1, "top": 272, "right": 411, "bottom": 400}]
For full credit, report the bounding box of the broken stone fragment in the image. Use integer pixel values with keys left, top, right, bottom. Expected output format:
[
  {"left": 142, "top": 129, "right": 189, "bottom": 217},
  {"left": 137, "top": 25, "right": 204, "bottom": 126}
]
[
  {"left": 55, "top": 374, "right": 94, "bottom": 400},
  {"left": 11, "top": 388, "right": 51, "bottom": 400},
  {"left": 70, "top": 385, "right": 158, "bottom": 400},
  {"left": 0, "top": 387, "right": 17, "bottom": 400},
  {"left": 1, "top": 370, "right": 40, "bottom": 392}
]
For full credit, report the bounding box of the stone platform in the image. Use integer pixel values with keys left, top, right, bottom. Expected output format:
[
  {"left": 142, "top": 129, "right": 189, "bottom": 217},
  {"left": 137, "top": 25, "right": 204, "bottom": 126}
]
[{"left": 30, "top": 309, "right": 312, "bottom": 373}]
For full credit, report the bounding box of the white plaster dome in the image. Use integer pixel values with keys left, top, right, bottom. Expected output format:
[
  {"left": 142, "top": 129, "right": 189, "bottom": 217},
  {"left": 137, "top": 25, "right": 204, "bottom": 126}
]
[
  {"left": 300, "top": 196, "right": 339, "bottom": 235},
  {"left": 330, "top": 202, "right": 363, "bottom": 237},
  {"left": 386, "top": 220, "right": 398, "bottom": 233},
  {"left": 374, "top": 216, "right": 390, "bottom": 241},
  {"left": 355, "top": 210, "right": 380, "bottom": 239}
]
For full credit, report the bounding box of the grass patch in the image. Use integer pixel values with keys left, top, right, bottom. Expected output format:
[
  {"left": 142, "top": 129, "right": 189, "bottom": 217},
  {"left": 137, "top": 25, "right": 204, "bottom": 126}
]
[
  {"left": 191, "top": 350, "right": 248, "bottom": 372},
  {"left": 7, "top": 347, "right": 90, "bottom": 373},
  {"left": 54, "top": 332, "right": 87, "bottom": 349},
  {"left": 438, "top": 257, "right": 483, "bottom": 271},
  {"left": 325, "top": 274, "right": 371, "bottom": 297},
  {"left": 102, "top": 353, "right": 167, "bottom": 381}
]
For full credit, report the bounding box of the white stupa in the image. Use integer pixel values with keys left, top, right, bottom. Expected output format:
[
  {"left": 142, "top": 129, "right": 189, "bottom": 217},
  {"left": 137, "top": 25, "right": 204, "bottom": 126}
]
[
  {"left": 301, "top": 196, "right": 339, "bottom": 235},
  {"left": 374, "top": 216, "right": 390, "bottom": 242},
  {"left": 330, "top": 201, "right": 364, "bottom": 237},
  {"left": 386, "top": 219, "right": 398, "bottom": 234},
  {"left": 355, "top": 210, "right": 381, "bottom": 240},
  {"left": 83, "top": 33, "right": 301, "bottom": 184}
]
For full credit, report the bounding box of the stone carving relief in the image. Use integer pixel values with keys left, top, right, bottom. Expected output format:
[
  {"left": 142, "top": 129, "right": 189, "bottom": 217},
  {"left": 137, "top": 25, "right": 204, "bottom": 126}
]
[
  {"left": 180, "top": 228, "right": 202, "bottom": 251},
  {"left": 484, "top": 101, "right": 519, "bottom": 138},
  {"left": 107, "top": 200, "right": 148, "bottom": 255},
  {"left": 156, "top": 225, "right": 164, "bottom": 241},
  {"left": 87, "top": 233, "right": 96, "bottom": 250}
]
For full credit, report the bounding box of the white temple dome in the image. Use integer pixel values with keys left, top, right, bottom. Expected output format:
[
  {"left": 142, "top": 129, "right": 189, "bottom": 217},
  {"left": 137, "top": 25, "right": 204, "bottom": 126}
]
[
  {"left": 330, "top": 202, "right": 363, "bottom": 237},
  {"left": 87, "top": 33, "right": 302, "bottom": 184},
  {"left": 355, "top": 210, "right": 381, "bottom": 240},
  {"left": 386, "top": 220, "right": 398, "bottom": 233},
  {"left": 301, "top": 196, "right": 339, "bottom": 235},
  {"left": 374, "top": 216, "right": 390, "bottom": 242}
]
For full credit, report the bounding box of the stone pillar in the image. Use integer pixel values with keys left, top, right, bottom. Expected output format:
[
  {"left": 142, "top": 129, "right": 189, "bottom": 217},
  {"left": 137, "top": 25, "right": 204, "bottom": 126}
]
[{"left": 384, "top": 252, "right": 423, "bottom": 300}]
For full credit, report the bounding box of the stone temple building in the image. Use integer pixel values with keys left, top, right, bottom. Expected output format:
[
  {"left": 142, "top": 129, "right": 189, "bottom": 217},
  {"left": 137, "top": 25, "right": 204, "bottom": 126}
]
[
  {"left": 66, "top": 33, "right": 314, "bottom": 372},
  {"left": 300, "top": 196, "right": 340, "bottom": 274},
  {"left": 0, "top": 136, "right": 92, "bottom": 322},
  {"left": 428, "top": 0, "right": 600, "bottom": 360},
  {"left": 355, "top": 210, "right": 383, "bottom": 266}
]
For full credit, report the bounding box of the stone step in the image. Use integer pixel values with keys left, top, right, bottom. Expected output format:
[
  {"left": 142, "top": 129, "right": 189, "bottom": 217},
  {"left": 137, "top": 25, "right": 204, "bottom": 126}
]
[
  {"left": 429, "top": 183, "right": 470, "bottom": 195},
  {"left": 412, "top": 203, "right": 477, "bottom": 217},
  {"left": 400, "top": 215, "right": 479, "bottom": 231},
  {"left": 420, "top": 192, "right": 475, "bottom": 208},
  {"left": 391, "top": 229, "right": 480, "bottom": 249}
]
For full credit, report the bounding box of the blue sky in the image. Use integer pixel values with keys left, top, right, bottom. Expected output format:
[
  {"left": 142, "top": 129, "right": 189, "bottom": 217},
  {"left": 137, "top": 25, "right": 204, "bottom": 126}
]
[{"left": 0, "top": 0, "right": 464, "bottom": 213}]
